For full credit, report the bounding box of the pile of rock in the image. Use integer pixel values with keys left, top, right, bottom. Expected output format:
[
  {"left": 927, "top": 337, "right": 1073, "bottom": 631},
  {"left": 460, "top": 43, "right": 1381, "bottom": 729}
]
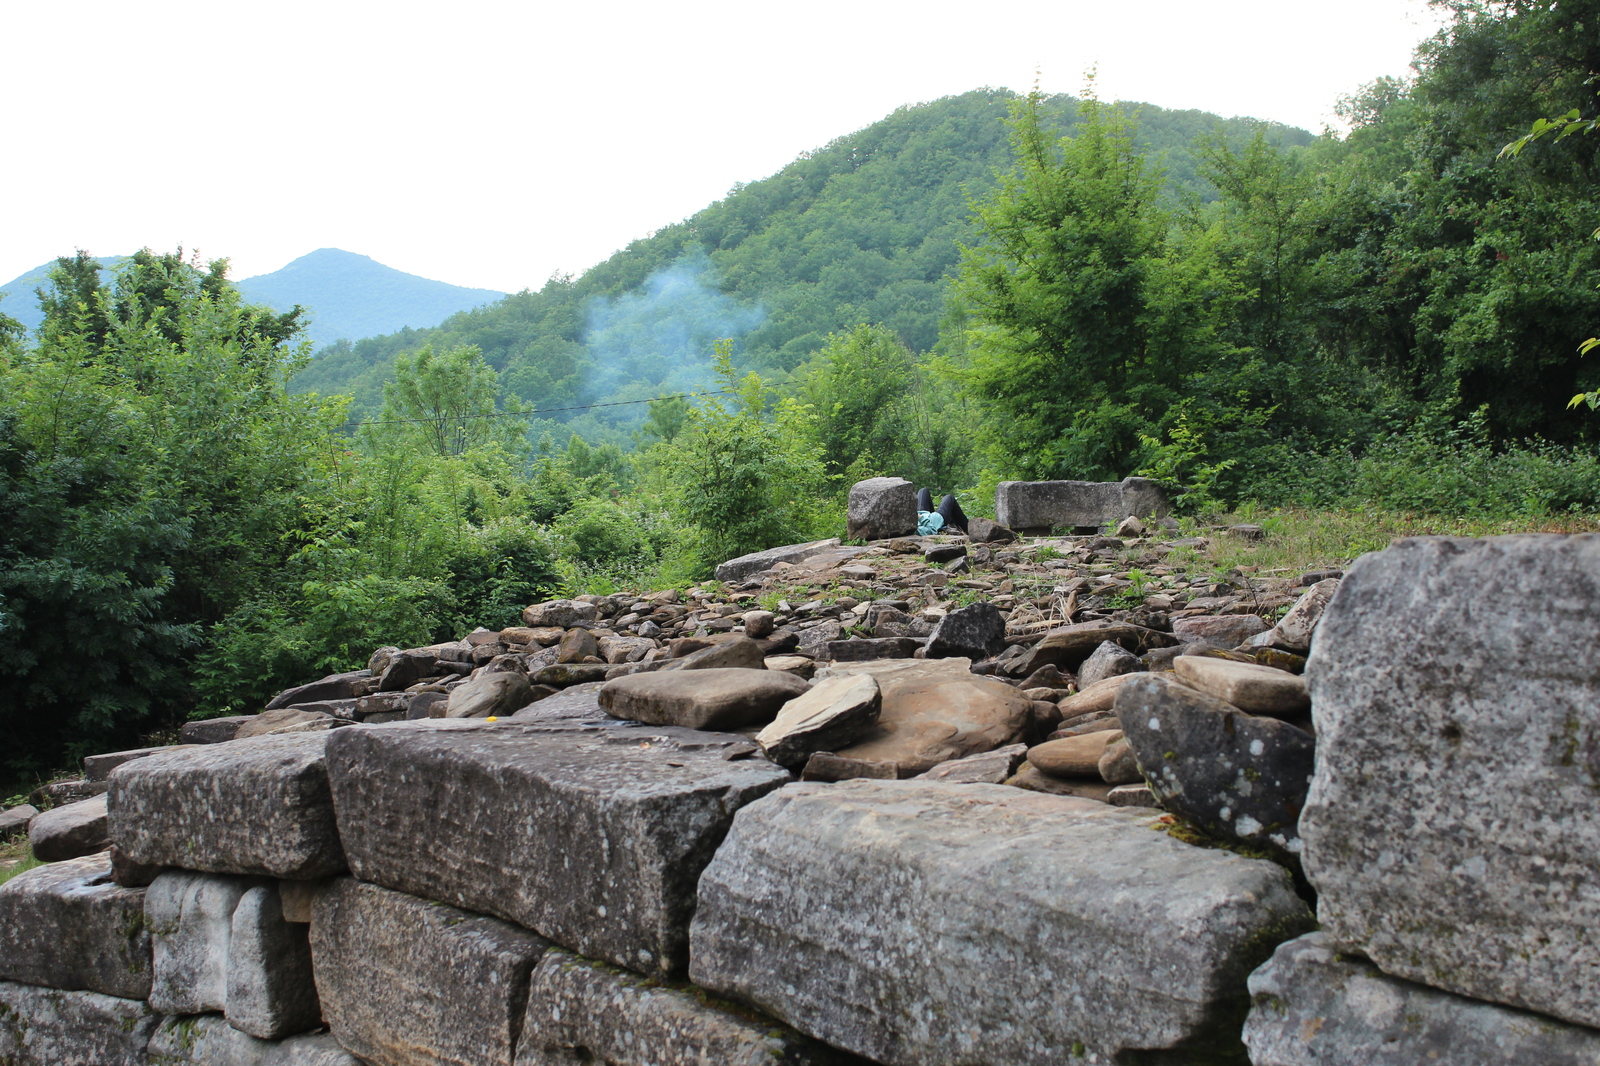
[{"left": 5, "top": 480, "right": 1599, "bottom": 1064}]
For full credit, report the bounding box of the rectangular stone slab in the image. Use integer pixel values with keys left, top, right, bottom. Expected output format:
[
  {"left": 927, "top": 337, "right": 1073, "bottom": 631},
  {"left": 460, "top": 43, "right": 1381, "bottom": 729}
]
[
  {"left": 1301, "top": 534, "right": 1600, "bottom": 1028},
  {"left": 108, "top": 732, "right": 345, "bottom": 880},
  {"left": 995, "top": 476, "right": 1169, "bottom": 530},
  {"left": 0, "top": 852, "right": 151, "bottom": 999},
  {"left": 0, "top": 981, "right": 159, "bottom": 1066},
  {"left": 310, "top": 878, "right": 551, "bottom": 1066},
  {"left": 515, "top": 949, "right": 868, "bottom": 1065},
  {"left": 326, "top": 719, "right": 790, "bottom": 974},
  {"left": 1243, "top": 932, "right": 1600, "bottom": 1066},
  {"left": 147, "top": 1013, "right": 367, "bottom": 1065},
  {"left": 689, "top": 779, "right": 1314, "bottom": 1066}
]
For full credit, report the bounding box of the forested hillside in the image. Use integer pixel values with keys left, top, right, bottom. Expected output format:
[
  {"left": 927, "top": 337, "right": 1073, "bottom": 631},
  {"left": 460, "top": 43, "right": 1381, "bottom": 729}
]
[
  {"left": 291, "top": 90, "right": 1313, "bottom": 438},
  {"left": 4, "top": 1, "right": 1600, "bottom": 785}
]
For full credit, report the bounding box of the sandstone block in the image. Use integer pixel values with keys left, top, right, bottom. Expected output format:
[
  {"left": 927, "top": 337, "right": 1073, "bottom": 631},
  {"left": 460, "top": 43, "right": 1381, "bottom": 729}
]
[
  {"left": 180, "top": 715, "right": 253, "bottom": 744},
  {"left": 84, "top": 745, "right": 182, "bottom": 781},
  {"left": 522, "top": 598, "right": 598, "bottom": 628},
  {"left": 1026, "top": 730, "right": 1121, "bottom": 778},
  {"left": 598, "top": 668, "right": 809, "bottom": 731},
  {"left": 1172, "top": 655, "right": 1309, "bottom": 716},
  {"left": 146, "top": 871, "right": 319, "bottom": 1039},
  {"left": 0, "top": 803, "right": 37, "bottom": 839},
  {"left": 664, "top": 635, "right": 766, "bottom": 670},
  {"left": 109, "top": 732, "right": 345, "bottom": 880},
  {"left": 234, "top": 708, "right": 339, "bottom": 739},
  {"left": 0, "top": 852, "right": 151, "bottom": 999},
  {"left": 994, "top": 476, "right": 1169, "bottom": 531},
  {"left": 325, "top": 719, "right": 790, "bottom": 974},
  {"left": 1077, "top": 639, "right": 1144, "bottom": 689},
  {"left": 1243, "top": 932, "right": 1600, "bottom": 1066},
  {"left": 912, "top": 742, "right": 1027, "bottom": 784},
  {"left": 830, "top": 667, "right": 1033, "bottom": 776},
  {"left": 1016, "top": 619, "right": 1179, "bottom": 675},
  {"left": 690, "top": 780, "right": 1313, "bottom": 1065},
  {"left": 146, "top": 1015, "right": 364, "bottom": 1065},
  {"left": 823, "top": 636, "right": 922, "bottom": 660},
  {"left": 445, "top": 670, "right": 531, "bottom": 718},
  {"left": 1171, "top": 614, "right": 1271, "bottom": 646},
  {"left": 741, "top": 609, "right": 776, "bottom": 639},
  {"left": 846, "top": 476, "right": 915, "bottom": 541},
  {"left": 265, "top": 670, "right": 367, "bottom": 711},
  {"left": 1267, "top": 577, "right": 1339, "bottom": 652},
  {"left": 28, "top": 793, "right": 109, "bottom": 861},
  {"left": 1302, "top": 533, "right": 1600, "bottom": 1028},
  {"left": 310, "top": 878, "right": 551, "bottom": 1066},
  {"left": 515, "top": 949, "right": 866, "bottom": 1065},
  {"left": 714, "top": 538, "right": 840, "bottom": 584},
  {"left": 756, "top": 673, "right": 881, "bottom": 769},
  {"left": 0, "top": 981, "right": 159, "bottom": 1066}
]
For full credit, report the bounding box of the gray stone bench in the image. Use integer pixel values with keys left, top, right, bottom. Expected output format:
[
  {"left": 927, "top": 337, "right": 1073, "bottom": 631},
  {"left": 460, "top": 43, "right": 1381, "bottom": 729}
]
[{"left": 995, "top": 476, "right": 1169, "bottom": 532}]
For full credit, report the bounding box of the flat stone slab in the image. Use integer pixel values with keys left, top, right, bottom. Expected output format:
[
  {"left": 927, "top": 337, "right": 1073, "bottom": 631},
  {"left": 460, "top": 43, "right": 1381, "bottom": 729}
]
[
  {"left": 311, "top": 878, "right": 551, "bottom": 1066},
  {"left": 598, "top": 668, "right": 810, "bottom": 731},
  {"left": 755, "top": 673, "right": 881, "bottom": 769},
  {"left": 714, "top": 538, "right": 840, "bottom": 584},
  {"left": 1243, "top": 932, "right": 1600, "bottom": 1065},
  {"left": 109, "top": 732, "right": 345, "bottom": 880},
  {"left": 326, "top": 719, "right": 790, "bottom": 974},
  {"left": 690, "top": 779, "right": 1314, "bottom": 1065},
  {"left": 995, "top": 476, "right": 1169, "bottom": 530},
  {"left": 0, "top": 981, "right": 159, "bottom": 1066},
  {"left": 1301, "top": 534, "right": 1600, "bottom": 1027},
  {"left": 28, "top": 793, "right": 109, "bottom": 861},
  {"left": 147, "top": 1015, "right": 365, "bottom": 1065},
  {"left": 84, "top": 745, "right": 185, "bottom": 782},
  {"left": 1172, "top": 655, "right": 1309, "bottom": 716},
  {"left": 515, "top": 949, "right": 868, "bottom": 1065},
  {"left": 147, "top": 871, "right": 320, "bottom": 1040},
  {"left": 0, "top": 852, "right": 151, "bottom": 999}
]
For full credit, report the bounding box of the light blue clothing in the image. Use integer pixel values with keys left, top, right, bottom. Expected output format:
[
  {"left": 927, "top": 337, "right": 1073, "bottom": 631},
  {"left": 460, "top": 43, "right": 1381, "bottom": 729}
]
[{"left": 917, "top": 510, "right": 946, "bottom": 536}]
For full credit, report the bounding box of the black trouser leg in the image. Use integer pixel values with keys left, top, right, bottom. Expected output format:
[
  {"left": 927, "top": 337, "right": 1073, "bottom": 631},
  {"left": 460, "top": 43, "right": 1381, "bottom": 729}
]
[
  {"left": 917, "top": 487, "right": 934, "bottom": 512},
  {"left": 937, "top": 494, "right": 967, "bottom": 533}
]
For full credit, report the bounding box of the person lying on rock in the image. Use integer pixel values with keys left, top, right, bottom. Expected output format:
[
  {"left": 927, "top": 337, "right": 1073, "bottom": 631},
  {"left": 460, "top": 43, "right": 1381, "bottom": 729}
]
[{"left": 916, "top": 487, "right": 968, "bottom": 535}]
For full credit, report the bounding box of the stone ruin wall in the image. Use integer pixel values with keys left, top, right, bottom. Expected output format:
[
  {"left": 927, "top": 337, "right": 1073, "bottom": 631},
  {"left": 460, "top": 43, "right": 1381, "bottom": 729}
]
[{"left": 4, "top": 481, "right": 1600, "bottom": 1065}]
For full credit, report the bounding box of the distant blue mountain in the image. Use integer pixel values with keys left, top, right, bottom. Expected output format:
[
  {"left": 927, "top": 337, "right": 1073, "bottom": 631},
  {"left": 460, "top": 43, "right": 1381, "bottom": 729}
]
[
  {"left": 236, "top": 249, "right": 506, "bottom": 351},
  {"left": 0, "top": 256, "right": 124, "bottom": 332},
  {"left": 0, "top": 248, "right": 505, "bottom": 350}
]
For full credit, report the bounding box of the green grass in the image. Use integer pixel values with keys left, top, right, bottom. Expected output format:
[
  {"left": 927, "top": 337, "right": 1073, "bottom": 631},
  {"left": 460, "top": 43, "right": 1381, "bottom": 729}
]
[{"left": 0, "top": 839, "right": 41, "bottom": 886}]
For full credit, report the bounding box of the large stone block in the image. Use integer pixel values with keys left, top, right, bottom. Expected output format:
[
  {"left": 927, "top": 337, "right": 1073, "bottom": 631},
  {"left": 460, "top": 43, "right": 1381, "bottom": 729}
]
[
  {"left": 515, "top": 949, "right": 866, "bottom": 1065},
  {"left": 714, "top": 538, "right": 840, "bottom": 584},
  {"left": 1301, "top": 534, "right": 1600, "bottom": 1027},
  {"left": 27, "top": 793, "right": 109, "bottom": 861},
  {"left": 0, "top": 981, "right": 160, "bottom": 1066},
  {"left": 146, "top": 871, "right": 320, "bottom": 1040},
  {"left": 147, "top": 1014, "right": 367, "bottom": 1065},
  {"left": 326, "top": 719, "right": 790, "bottom": 974},
  {"left": 109, "top": 732, "right": 345, "bottom": 879},
  {"left": 1243, "top": 932, "right": 1600, "bottom": 1066},
  {"left": 995, "top": 476, "right": 1169, "bottom": 531},
  {"left": 690, "top": 780, "right": 1314, "bottom": 1065},
  {"left": 310, "top": 878, "right": 550, "bottom": 1066},
  {"left": 845, "top": 477, "right": 915, "bottom": 541},
  {"left": 0, "top": 852, "right": 152, "bottom": 999}
]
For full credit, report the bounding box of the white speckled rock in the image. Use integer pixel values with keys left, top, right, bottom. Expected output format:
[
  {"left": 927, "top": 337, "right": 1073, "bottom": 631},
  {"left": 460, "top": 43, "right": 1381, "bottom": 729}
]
[
  {"left": 845, "top": 477, "right": 915, "bottom": 541},
  {"left": 514, "top": 949, "right": 868, "bottom": 1065},
  {"left": 109, "top": 732, "right": 345, "bottom": 879},
  {"left": 310, "top": 878, "right": 551, "bottom": 1066},
  {"left": 326, "top": 719, "right": 789, "bottom": 975},
  {"left": 147, "top": 1014, "right": 366, "bottom": 1065},
  {"left": 1301, "top": 534, "right": 1600, "bottom": 1028},
  {"left": 0, "top": 852, "right": 151, "bottom": 999},
  {"left": 1243, "top": 933, "right": 1600, "bottom": 1065},
  {"left": 689, "top": 780, "right": 1313, "bottom": 1065},
  {"left": 0, "top": 981, "right": 160, "bottom": 1066}
]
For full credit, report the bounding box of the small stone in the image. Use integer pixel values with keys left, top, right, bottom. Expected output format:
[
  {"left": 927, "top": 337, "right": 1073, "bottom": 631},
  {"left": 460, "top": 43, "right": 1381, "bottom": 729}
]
[
  {"left": 179, "top": 715, "right": 254, "bottom": 744},
  {"left": 1228, "top": 523, "right": 1266, "bottom": 540},
  {"left": 714, "top": 539, "right": 841, "bottom": 583},
  {"left": 235, "top": 707, "right": 339, "bottom": 739},
  {"left": 913, "top": 743, "right": 1028, "bottom": 784},
  {"left": 1016, "top": 619, "right": 1179, "bottom": 675},
  {"left": 600, "top": 668, "right": 810, "bottom": 731},
  {"left": 0, "top": 804, "right": 38, "bottom": 840},
  {"left": 1054, "top": 672, "right": 1143, "bottom": 719},
  {"left": 522, "top": 599, "right": 599, "bottom": 628},
  {"left": 764, "top": 655, "right": 816, "bottom": 679},
  {"left": 556, "top": 627, "right": 599, "bottom": 663},
  {"left": 757, "top": 674, "right": 882, "bottom": 769},
  {"left": 1027, "top": 730, "right": 1122, "bottom": 778},
  {"left": 828, "top": 661, "right": 1033, "bottom": 776},
  {"left": 83, "top": 746, "right": 182, "bottom": 782},
  {"left": 1268, "top": 577, "right": 1339, "bottom": 652},
  {"left": 924, "top": 543, "right": 967, "bottom": 564},
  {"left": 742, "top": 610, "right": 776, "bottom": 638},
  {"left": 1005, "top": 765, "right": 1116, "bottom": 798},
  {"left": 1077, "top": 640, "right": 1144, "bottom": 689},
  {"left": 265, "top": 670, "right": 367, "bottom": 711},
  {"left": 965, "top": 517, "right": 1017, "bottom": 544},
  {"left": 825, "top": 636, "right": 923, "bottom": 661},
  {"left": 924, "top": 602, "right": 1006, "bottom": 660},
  {"left": 532, "top": 662, "right": 611, "bottom": 686},
  {"left": 1107, "top": 783, "right": 1158, "bottom": 807},
  {"left": 1096, "top": 735, "right": 1142, "bottom": 784},
  {"left": 29, "top": 794, "right": 109, "bottom": 861},
  {"left": 666, "top": 635, "right": 767, "bottom": 671},
  {"left": 445, "top": 670, "right": 532, "bottom": 719},
  {"left": 799, "top": 753, "right": 900, "bottom": 782},
  {"left": 1172, "top": 655, "right": 1309, "bottom": 716},
  {"left": 1171, "top": 614, "right": 1271, "bottom": 646}
]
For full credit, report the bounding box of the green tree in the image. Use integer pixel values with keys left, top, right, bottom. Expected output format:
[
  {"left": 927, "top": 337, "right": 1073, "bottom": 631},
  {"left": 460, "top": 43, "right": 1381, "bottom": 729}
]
[{"left": 371, "top": 343, "right": 529, "bottom": 458}]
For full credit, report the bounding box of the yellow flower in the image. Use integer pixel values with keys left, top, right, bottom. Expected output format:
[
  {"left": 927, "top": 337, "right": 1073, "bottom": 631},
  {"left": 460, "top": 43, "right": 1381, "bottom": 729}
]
[{"left": 486, "top": 716, "right": 499, "bottom": 723}]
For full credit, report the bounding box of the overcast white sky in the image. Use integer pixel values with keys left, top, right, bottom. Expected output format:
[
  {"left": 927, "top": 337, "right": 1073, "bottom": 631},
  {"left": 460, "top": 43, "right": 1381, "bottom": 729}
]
[{"left": 2, "top": 0, "right": 1448, "bottom": 294}]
